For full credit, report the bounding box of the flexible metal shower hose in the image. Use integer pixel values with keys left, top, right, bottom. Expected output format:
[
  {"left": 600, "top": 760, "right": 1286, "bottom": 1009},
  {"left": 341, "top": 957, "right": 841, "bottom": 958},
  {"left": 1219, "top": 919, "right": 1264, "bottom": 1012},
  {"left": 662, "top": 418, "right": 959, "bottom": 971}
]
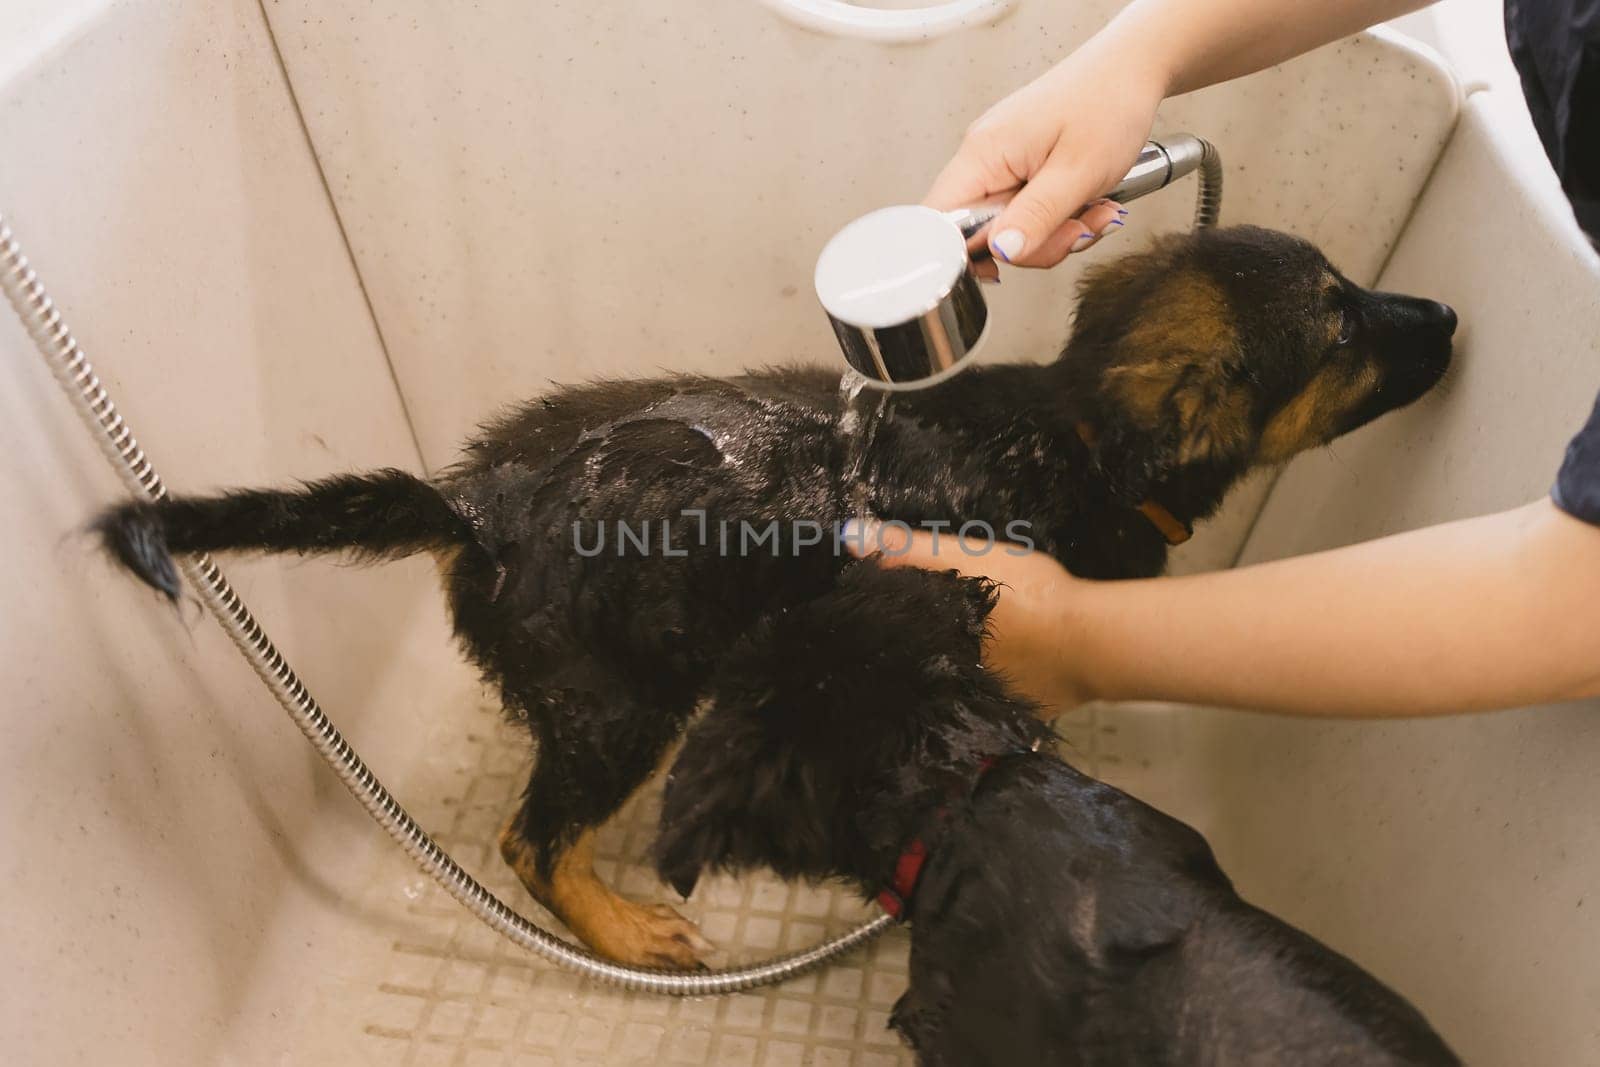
[
  {"left": 0, "top": 212, "right": 893, "bottom": 995},
  {"left": 1192, "top": 137, "right": 1224, "bottom": 229}
]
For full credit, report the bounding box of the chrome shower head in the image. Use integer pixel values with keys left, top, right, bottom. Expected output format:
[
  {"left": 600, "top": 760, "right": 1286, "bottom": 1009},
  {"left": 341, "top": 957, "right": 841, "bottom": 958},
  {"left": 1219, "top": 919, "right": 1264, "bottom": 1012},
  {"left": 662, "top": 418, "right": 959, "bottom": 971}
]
[{"left": 814, "top": 133, "right": 1222, "bottom": 390}]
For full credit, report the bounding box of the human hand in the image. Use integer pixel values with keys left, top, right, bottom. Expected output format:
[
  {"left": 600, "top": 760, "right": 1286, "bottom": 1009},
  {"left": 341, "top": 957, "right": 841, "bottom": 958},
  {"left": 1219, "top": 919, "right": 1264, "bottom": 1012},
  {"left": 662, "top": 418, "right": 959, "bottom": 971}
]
[
  {"left": 843, "top": 520, "right": 1092, "bottom": 712},
  {"left": 925, "top": 41, "right": 1166, "bottom": 268}
]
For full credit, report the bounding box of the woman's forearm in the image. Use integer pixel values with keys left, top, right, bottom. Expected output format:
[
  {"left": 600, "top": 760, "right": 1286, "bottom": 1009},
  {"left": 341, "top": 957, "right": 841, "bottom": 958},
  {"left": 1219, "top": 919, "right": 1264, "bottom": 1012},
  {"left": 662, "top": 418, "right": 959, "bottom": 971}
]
[
  {"left": 1072, "top": 499, "right": 1600, "bottom": 716},
  {"left": 1093, "top": 0, "right": 1434, "bottom": 97}
]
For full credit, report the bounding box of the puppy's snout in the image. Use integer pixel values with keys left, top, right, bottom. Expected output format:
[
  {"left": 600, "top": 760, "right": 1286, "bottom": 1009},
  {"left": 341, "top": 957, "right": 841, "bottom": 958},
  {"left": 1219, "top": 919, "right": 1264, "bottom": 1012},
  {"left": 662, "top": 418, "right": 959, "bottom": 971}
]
[
  {"left": 1426, "top": 301, "right": 1458, "bottom": 337},
  {"left": 1372, "top": 291, "right": 1458, "bottom": 339}
]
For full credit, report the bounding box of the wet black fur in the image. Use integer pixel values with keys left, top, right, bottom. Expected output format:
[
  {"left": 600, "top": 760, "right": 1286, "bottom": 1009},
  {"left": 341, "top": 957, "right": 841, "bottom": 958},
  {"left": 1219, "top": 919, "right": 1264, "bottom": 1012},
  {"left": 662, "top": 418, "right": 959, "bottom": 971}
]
[
  {"left": 654, "top": 565, "right": 1458, "bottom": 1065},
  {"left": 94, "top": 227, "right": 1454, "bottom": 873},
  {"left": 91, "top": 227, "right": 1458, "bottom": 1053},
  {"left": 93, "top": 470, "right": 472, "bottom": 600}
]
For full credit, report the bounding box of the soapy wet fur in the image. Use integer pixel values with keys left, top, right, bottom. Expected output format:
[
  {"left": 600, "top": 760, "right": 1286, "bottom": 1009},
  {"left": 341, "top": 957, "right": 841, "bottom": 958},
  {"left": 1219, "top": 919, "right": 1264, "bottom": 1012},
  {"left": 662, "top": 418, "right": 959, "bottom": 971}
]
[{"left": 92, "top": 227, "right": 1456, "bottom": 976}]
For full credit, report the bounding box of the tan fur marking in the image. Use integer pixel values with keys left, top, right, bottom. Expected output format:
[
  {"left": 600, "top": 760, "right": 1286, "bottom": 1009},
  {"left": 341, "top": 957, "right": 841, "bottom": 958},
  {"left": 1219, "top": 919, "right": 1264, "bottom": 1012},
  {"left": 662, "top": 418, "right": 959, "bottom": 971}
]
[
  {"left": 1105, "top": 271, "right": 1238, "bottom": 427},
  {"left": 498, "top": 818, "right": 712, "bottom": 970},
  {"left": 1176, "top": 383, "right": 1252, "bottom": 464},
  {"left": 1103, "top": 359, "right": 1177, "bottom": 426},
  {"left": 1259, "top": 362, "right": 1379, "bottom": 462},
  {"left": 1103, "top": 271, "right": 1251, "bottom": 462}
]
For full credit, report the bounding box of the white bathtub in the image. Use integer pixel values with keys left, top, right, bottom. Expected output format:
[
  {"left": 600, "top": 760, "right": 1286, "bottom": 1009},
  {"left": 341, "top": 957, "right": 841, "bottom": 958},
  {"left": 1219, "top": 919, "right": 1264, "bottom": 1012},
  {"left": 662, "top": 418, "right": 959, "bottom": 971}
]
[{"left": 2, "top": 2, "right": 1596, "bottom": 1064}]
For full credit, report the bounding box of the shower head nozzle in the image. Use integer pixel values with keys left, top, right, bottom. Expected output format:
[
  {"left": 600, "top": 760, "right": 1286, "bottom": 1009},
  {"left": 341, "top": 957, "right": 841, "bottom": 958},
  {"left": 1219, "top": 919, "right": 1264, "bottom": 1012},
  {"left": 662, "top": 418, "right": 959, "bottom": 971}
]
[{"left": 815, "top": 133, "right": 1222, "bottom": 390}]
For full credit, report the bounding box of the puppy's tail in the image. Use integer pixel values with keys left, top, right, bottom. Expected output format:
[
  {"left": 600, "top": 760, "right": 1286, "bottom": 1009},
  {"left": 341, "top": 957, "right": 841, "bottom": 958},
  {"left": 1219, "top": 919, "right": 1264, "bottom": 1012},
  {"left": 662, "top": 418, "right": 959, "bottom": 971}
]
[{"left": 93, "top": 469, "right": 472, "bottom": 601}]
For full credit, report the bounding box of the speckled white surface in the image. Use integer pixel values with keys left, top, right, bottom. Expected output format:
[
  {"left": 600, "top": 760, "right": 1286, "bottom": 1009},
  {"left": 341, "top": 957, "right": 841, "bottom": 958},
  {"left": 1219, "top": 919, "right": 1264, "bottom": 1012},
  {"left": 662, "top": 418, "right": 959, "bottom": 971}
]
[
  {"left": 261, "top": 1, "right": 1460, "bottom": 573},
  {"left": 1391, "top": 0, "right": 1516, "bottom": 93},
  {"left": 282, "top": 696, "right": 918, "bottom": 1067},
  {"left": 0, "top": 2, "right": 476, "bottom": 1062}
]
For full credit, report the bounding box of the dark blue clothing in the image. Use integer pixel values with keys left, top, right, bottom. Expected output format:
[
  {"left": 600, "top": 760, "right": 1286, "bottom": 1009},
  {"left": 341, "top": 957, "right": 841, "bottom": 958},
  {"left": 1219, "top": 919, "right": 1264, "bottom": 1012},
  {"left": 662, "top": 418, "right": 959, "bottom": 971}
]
[
  {"left": 1504, "top": 0, "right": 1600, "bottom": 525},
  {"left": 1506, "top": 0, "right": 1600, "bottom": 241},
  {"left": 1555, "top": 394, "right": 1600, "bottom": 523}
]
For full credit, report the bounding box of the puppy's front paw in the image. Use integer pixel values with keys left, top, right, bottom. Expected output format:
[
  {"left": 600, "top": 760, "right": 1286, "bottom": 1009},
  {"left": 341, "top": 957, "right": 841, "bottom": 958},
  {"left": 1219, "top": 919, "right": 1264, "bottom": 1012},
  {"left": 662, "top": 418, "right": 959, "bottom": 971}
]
[{"left": 580, "top": 899, "right": 715, "bottom": 970}]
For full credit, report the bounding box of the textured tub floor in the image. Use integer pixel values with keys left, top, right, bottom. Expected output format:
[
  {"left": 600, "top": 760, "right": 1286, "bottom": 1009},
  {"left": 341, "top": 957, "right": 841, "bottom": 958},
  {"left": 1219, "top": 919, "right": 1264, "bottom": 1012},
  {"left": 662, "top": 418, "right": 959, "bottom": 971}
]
[{"left": 283, "top": 696, "right": 1108, "bottom": 1066}]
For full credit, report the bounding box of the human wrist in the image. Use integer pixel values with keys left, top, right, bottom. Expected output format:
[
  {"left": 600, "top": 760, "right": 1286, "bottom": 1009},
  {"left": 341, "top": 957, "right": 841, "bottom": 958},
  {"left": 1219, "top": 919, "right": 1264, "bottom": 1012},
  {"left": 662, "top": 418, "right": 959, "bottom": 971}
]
[
  {"left": 1043, "top": 572, "right": 1107, "bottom": 707},
  {"left": 1046, "top": 25, "right": 1171, "bottom": 108},
  {"left": 1084, "top": 0, "right": 1184, "bottom": 100}
]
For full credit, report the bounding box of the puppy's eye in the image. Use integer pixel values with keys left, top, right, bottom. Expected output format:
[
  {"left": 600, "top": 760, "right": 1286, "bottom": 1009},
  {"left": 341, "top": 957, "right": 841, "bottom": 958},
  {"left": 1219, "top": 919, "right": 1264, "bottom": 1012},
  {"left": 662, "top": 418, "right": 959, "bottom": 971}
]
[{"left": 1334, "top": 310, "right": 1356, "bottom": 346}]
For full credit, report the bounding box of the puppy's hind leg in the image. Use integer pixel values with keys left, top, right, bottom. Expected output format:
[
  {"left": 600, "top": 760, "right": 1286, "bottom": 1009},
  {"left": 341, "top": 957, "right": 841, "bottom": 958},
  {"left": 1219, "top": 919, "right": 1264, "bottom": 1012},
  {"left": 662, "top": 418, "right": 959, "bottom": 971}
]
[{"left": 500, "top": 678, "right": 711, "bottom": 969}]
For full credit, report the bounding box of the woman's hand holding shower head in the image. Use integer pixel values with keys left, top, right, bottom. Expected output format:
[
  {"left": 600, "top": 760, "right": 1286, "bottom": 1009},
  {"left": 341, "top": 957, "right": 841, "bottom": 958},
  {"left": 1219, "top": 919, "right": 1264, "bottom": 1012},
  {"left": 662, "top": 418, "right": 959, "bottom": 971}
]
[
  {"left": 926, "top": 0, "right": 1433, "bottom": 269},
  {"left": 921, "top": 30, "right": 1165, "bottom": 267}
]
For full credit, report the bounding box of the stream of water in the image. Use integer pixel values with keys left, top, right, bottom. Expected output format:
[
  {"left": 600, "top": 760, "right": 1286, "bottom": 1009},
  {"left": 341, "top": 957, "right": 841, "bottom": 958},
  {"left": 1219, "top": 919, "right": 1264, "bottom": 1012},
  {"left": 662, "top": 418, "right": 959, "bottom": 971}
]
[{"left": 836, "top": 368, "right": 889, "bottom": 532}]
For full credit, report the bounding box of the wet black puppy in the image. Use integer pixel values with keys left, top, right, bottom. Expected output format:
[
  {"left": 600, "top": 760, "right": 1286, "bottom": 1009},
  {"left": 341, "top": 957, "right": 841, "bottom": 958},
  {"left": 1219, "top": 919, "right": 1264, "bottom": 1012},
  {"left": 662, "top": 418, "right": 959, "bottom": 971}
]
[
  {"left": 92, "top": 226, "right": 1456, "bottom": 966},
  {"left": 655, "top": 564, "right": 1460, "bottom": 1066}
]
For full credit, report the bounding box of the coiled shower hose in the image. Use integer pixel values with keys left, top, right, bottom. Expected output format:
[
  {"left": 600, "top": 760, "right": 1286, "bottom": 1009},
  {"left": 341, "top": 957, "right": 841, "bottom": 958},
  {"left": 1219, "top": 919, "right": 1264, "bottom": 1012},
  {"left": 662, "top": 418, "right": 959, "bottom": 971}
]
[
  {"left": 1190, "top": 138, "right": 1224, "bottom": 229},
  {"left": 0, "top": 212, "right": 893, "bottom": 995}
]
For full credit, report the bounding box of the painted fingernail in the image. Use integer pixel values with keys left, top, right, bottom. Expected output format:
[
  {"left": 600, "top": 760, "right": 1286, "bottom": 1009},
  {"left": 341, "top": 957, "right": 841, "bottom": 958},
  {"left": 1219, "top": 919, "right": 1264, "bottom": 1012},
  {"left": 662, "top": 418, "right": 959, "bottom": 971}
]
[
  {"left": 1098, "top": 218, "right": 1125, "bottom": 238},
  {"left": 1070, "top": 230, "right": 1096, "bottom": 252},
  {"left": 1116, "top": 207, "right": 1130, "bottom": 216},
  {"left": 990, "top": 228, "right": 1026, "bottom": 263}
]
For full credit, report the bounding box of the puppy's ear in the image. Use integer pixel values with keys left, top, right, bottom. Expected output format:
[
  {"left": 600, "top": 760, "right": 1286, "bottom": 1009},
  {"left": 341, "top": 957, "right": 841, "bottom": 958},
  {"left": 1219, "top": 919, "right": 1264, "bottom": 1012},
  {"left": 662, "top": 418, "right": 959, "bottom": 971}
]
[
  {"left": 654, "top": 693, "right": 835, "bottom": 899},
  {"left": 654, "top": 702, "right": 765, "bottom": 899},
  {"left": 1067, "top": 252, "right": 1255, "bottom": 498},
  {"left": 1093, "top": 358, "right": 1253, "bottom": 502}
]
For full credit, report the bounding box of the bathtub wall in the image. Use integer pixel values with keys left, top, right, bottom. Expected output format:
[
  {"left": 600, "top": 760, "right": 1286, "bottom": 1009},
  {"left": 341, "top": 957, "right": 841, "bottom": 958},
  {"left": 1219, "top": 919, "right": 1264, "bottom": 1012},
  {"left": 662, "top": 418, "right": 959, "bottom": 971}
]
[
  {"left": 260, "top": 0, "right": 1460, "bottom": 573},
  {"left": 1216, "top": 91, "right": 1600, "bottom": 1065},
  {"left": 0, "top": 2, "right": 476, "bottom": 1063}
]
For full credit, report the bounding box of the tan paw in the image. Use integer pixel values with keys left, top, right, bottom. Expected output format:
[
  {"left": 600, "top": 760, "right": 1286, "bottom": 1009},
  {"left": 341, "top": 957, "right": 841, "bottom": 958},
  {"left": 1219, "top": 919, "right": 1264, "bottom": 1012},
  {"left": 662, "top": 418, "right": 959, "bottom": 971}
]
[
  {"left": 574, "top": 899, "right": 716, "bottom": 970},
  {"left": 494, "top": 817, "right": 714, "bottom": 969}
]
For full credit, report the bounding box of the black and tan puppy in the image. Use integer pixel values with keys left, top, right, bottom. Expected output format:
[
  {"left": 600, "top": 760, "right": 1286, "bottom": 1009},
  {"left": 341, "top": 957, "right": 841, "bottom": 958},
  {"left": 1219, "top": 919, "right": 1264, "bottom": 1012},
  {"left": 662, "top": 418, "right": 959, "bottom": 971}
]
[
  {"left": 655, "top": 564, "right": 1459, "bottom": 1065},
  {"left": 93, "top": 226, "right": 1456, "bottom": 967}
]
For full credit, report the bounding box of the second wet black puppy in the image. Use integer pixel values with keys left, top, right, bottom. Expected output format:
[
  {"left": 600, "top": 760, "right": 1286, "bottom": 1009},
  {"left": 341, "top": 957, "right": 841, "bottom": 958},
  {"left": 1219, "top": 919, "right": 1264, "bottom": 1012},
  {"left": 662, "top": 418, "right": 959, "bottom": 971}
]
[
  {"left": 92, "top": 226, "right": 1457, "bottom": 967},
  {"left": 655, "top": 564, "right": 1460, "bottom": 1066}
]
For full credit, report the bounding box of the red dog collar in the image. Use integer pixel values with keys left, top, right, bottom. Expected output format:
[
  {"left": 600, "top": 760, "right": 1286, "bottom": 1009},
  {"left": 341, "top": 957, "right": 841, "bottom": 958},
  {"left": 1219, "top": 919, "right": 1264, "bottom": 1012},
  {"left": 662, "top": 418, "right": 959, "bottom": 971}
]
[
  {"left": 877, "top": 754, "right": 1016, "bottom": 921},
  {"left": 877, "top": 837, "right": 930, "bottom": 920}
]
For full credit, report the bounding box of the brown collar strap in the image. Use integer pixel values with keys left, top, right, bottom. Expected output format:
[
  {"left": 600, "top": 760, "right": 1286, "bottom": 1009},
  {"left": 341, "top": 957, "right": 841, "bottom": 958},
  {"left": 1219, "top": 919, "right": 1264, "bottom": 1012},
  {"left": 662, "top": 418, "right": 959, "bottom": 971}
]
[
  {"left": 1137, "top": 499, "right": 1193, "bottom": 546},
  {"left": 1074, "top": 423, "right": 1193, "bottom": 547}
]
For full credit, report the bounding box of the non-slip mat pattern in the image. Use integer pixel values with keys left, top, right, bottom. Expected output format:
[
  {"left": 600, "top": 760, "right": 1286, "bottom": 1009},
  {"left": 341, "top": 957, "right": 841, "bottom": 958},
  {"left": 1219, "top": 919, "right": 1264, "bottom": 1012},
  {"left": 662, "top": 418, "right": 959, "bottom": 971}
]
[{"left": 289, "top": 698, "right": 1106, "bottom": 1065}]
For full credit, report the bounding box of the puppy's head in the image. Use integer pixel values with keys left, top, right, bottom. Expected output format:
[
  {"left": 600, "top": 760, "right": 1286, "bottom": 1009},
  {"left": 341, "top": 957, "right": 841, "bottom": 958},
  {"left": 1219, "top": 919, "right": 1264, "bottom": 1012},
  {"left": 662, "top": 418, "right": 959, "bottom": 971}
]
[{"left": 1060, "top": 226, "right": 1455, "bottom": 500}]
